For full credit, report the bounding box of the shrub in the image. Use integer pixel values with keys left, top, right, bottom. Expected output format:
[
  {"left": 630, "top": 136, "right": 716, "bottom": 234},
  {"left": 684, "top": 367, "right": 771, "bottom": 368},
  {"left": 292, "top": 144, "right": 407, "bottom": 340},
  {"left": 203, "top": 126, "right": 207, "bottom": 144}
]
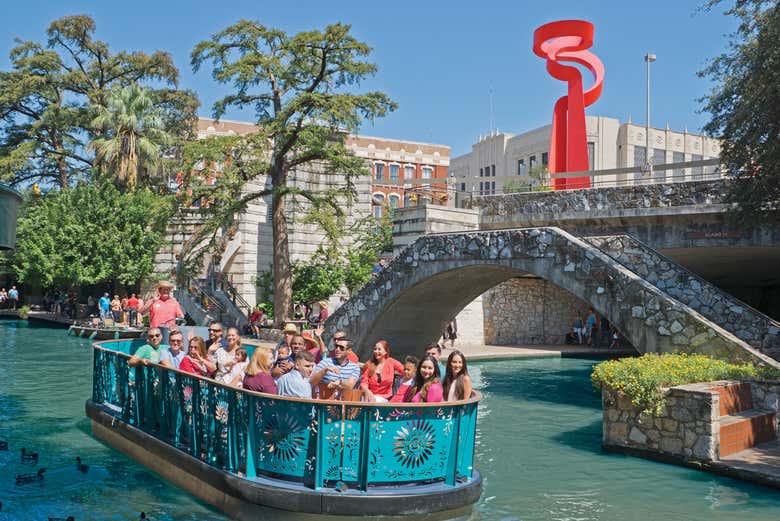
[
  {"left": 591, "top": 353, "right": 770, "bottom": 412},
  {"left": 18, "top": 305, "right": 31, "bottom": 319}
]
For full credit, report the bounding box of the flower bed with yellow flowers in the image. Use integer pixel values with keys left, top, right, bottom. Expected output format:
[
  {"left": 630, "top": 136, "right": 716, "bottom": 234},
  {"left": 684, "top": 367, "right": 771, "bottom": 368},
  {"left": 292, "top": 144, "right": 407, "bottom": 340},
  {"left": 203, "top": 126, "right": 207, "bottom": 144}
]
[{"left": 591, "top": 353, "right": 780, "bottom": 412}]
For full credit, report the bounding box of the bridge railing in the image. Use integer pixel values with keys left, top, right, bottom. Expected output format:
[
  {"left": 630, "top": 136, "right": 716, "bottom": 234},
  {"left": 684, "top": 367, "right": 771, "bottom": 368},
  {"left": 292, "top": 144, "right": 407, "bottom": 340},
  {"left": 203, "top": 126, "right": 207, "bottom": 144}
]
[
  {"left": 454, "top": 158, "right": 726, "bottom": 202},
  {"left": 91, "top": 340, "right": 480, "bottom": 490}
]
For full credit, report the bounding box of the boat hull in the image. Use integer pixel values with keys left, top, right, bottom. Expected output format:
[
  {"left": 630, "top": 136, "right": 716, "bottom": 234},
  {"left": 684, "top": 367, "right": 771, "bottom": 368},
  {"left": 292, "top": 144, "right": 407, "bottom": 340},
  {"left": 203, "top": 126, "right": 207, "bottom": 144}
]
[{"left": 86, "top": 400, "right": 482, "bottom": 519}]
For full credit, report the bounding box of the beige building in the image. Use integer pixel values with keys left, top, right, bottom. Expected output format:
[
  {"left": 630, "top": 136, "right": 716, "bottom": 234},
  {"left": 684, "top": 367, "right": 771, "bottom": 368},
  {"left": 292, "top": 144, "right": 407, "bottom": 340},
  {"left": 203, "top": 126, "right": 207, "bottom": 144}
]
[{"left": 449, "top": 116, "right": 721, "bottom": 198}]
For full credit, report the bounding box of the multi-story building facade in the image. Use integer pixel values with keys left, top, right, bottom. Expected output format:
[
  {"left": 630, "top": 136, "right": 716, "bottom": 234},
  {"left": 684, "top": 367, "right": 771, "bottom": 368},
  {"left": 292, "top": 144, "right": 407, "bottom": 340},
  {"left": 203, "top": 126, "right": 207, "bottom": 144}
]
[
  {"left": 345, "top": 136, "right": 450, "bottom": 217},
  {"left": 449, "top": 116, "right": 721, "bottom": 198},
  {"left": 160, "top": 118, "right": 450, "bottom": 312}
]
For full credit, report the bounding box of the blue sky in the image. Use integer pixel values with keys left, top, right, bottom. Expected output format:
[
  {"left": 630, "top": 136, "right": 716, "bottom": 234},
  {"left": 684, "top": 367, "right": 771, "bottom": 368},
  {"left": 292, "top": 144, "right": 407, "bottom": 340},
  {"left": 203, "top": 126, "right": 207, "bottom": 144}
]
[{"left": 0, "top": 1, "right": 738, "bottom": 156}]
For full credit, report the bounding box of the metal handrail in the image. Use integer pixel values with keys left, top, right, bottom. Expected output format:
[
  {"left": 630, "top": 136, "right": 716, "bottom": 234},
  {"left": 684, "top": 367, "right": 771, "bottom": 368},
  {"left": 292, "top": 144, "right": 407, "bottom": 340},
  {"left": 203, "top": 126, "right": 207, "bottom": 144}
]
[
  {"left": 213, "top": 271, "right": 253, "bottom": 313},
  {"left": 189, "top": 278, "right": 226, "bottom": 315}
]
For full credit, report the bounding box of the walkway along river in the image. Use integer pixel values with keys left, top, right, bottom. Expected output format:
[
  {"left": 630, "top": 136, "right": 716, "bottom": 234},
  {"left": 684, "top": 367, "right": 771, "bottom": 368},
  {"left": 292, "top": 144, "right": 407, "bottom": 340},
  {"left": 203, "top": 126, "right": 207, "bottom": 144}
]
[{"left": 1, "top": 319, "right": 780, "bottom": 520}]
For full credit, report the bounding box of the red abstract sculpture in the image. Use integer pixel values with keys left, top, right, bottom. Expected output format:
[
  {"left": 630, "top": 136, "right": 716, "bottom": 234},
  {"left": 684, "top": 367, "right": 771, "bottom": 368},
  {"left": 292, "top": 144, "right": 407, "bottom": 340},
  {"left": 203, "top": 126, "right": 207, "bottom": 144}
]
[{"left": 533, "top": 20, "right": 604, "bottom": 189}]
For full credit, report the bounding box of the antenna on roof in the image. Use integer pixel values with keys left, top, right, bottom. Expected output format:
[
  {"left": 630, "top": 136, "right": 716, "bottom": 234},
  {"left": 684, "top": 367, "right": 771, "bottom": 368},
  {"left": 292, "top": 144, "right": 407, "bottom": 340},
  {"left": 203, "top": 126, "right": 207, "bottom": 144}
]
[{"left": 489, "top": 86, "right": 494, "bottom": 136}]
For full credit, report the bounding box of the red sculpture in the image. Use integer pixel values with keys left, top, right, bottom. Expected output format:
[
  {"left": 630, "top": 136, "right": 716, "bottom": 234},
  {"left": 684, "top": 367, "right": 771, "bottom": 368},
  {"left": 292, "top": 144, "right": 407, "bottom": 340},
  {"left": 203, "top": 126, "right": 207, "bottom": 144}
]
[{"left": 533, "top": 20, "right": 604, "bottom": 189}]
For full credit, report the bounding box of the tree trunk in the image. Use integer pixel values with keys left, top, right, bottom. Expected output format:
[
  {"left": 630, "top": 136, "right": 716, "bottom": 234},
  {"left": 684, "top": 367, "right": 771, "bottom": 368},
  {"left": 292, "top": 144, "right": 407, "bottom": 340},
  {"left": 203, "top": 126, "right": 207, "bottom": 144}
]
[{"left": 271, "top": 168, "right": 293, "bottom": 327}]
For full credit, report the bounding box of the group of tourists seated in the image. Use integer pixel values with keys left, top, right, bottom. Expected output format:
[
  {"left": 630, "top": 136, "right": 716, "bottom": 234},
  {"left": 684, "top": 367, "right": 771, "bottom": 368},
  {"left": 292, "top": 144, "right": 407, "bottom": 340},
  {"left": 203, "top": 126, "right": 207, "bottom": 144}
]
[{"left": 128, "top": 321, "right": 474, "bottom": 403}]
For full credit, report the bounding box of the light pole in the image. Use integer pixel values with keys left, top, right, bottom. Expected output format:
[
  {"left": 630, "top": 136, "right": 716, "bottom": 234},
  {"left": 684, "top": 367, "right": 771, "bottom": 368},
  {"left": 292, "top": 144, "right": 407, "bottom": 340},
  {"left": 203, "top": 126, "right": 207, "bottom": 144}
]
[{"left": 645, "top": 53, "right": 656, "bottom": 177}]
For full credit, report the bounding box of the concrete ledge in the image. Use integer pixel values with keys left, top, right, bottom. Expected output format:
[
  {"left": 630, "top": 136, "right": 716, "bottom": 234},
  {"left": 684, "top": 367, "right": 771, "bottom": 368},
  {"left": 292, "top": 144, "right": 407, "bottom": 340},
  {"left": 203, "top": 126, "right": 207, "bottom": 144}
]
[
  {"left": 86, "top": 400, "right": 481, "bottom": 518},
  {"left": 604, "top": 443, "right": 780, "bottom": 491}
]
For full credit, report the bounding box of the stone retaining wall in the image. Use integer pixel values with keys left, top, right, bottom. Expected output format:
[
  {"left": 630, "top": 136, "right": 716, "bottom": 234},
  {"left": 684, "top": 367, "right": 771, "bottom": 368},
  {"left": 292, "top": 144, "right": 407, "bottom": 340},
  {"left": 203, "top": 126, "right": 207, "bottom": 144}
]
[
  {"left": 483, "top": 278, "right": 590, "bottom": 345},
  {"left": 752, "top": 380, "right": 780, "bottom": 436},
  {"left": 602, "top": 384, "right": 719, "bottom": 461}
]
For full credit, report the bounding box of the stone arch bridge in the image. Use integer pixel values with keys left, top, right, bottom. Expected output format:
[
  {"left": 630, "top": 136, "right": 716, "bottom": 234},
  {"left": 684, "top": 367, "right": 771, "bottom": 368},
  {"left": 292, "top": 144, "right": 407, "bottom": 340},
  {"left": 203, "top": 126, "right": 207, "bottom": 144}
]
[{"left": 323, "top": 227, "right": 780, "bottom": 369}]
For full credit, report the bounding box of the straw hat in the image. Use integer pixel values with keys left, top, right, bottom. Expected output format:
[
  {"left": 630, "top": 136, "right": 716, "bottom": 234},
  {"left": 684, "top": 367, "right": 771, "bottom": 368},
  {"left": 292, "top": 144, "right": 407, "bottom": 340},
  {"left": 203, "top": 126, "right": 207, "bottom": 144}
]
[
  {"left": 282, "top": 323, "right": 298, "bottom": 334},
  {"left": 301, "top": 332, "right": 319, "bottom": 349},
  {"left": 156, "top": 280, "right": 174, "bottom": 290},
  {"left": 318, "top": 300, "right": 329, "bottom": 308}
]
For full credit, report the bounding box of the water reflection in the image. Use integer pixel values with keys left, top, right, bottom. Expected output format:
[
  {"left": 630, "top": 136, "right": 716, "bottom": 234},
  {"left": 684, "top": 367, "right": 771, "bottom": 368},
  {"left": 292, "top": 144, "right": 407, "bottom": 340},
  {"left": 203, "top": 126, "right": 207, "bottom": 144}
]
[{"left": 2, "top": 322, "right": 780, "bottom": 520}]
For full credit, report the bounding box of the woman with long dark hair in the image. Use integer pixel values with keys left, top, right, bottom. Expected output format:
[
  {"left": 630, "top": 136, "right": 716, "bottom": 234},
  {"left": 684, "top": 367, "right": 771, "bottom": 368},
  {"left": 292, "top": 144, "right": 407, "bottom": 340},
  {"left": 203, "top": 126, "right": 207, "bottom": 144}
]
[
  {"left": 360, "top": 340, "right": 404, "bottom": 402},
  {"left": 404, "top": 355, "right": 443, "bottom": 403},
  {"left": 442, "top": 350, "right": 473, "bottom": 401}
]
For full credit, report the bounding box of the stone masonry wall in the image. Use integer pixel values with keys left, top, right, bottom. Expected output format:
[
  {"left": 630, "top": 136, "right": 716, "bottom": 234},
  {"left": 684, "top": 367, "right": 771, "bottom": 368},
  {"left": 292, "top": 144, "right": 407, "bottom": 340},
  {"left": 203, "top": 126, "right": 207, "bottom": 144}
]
[
  {"left": 465, "top": 180, "right": 729, "bottom": 226},
  {"left": 483, "top": 278, "right": 589, "bottom": 345},
  {"left": 602, "top": 384, "right": 719, "bottom": 461},
  {"left": 752, "top": 380, "right": 780, "bottom": 436},
  {"left": 588, "top": 234, "right": 780, "bottom": 362}
]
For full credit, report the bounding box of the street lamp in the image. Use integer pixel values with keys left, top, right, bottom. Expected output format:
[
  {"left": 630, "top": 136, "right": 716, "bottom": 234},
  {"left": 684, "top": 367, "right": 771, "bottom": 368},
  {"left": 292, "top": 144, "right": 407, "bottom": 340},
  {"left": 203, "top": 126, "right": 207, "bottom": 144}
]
[{"left": 645, "top": 53, "right": 656, "bottom": 177}]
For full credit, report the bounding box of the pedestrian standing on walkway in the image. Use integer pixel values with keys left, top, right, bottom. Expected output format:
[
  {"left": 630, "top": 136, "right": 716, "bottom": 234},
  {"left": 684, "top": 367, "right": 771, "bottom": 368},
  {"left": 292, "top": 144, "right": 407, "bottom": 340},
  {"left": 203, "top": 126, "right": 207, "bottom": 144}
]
[
  {"left": 140, "top": 280, "right": 184, "bottom": 343},
  {"left": 8, "top": 285, "right": 19, "bottom": 310},
  {"left": 98, "top": 292, "right": 111, "bottom": 321},
  {"left": 572, "top": 316, "right": 584, "bottom": 345},
  {"left": 585, "top": 309, "right": 598, "bottom": 346},
  {"left": 442, "top": 319, "right": 458, "bottom": 349}
]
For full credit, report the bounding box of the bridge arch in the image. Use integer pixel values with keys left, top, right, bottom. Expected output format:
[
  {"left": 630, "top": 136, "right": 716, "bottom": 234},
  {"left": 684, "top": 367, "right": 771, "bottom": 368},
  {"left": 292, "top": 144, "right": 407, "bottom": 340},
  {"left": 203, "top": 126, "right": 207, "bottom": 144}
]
[{"left": 324, "top": 227, "right": 775, "bottom": 367}]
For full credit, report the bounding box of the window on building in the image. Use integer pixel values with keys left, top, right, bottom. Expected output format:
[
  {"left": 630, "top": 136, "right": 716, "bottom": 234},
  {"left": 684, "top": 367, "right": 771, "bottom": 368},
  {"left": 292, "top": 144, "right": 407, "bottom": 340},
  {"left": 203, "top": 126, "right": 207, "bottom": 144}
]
[
  {"left": 389, "top": 164, "right": 399, "bottom": 180},
  {"left": 388, "top": 194, "right": 400, "bottom": 209},
  {"left": 460, "top": 182, "right": 466, "bottom": 192},
  {"left": 633, "top": 146, "right": 647, "bottom": 168},
  {"left": 517, "top": 159, "right": 525, "bottom": 176},
  {"left": 587, "top": 142, "right": 595, "bottom": 170},
  {"left": 541, "top": 153, "right": 548, "bottom": 166},
  {"left": 421, "top": 166, "right": 432, "bottom": 179},
  {"left": 479, "top": 167, "right": 483, "bottom": 177},
  {"left": 479, "top": 181, "right": 484, "bottom": 195},
  {"left": 374, "top": 162, "right": 385, "bottom": 180},
  {"left": 491, "top": 164, "right": 496, "bottom": 176},
  {"left": 673, "top": 151, "right": 685, "bottom": 178},
  {"left": 691, "top": 154, "right": 703, "bottom": 177},
  {"left": 372, "top": 193, "right": 385, "bottom": 218},
  {"left": 653, "top": 149, "right": 666, "bottom": 179},
  {"left": 491, "top": 181, "right": 496, "bottom": 194},
  {"left": 404, "top": 165, "right": 415, "bottom": 179}
]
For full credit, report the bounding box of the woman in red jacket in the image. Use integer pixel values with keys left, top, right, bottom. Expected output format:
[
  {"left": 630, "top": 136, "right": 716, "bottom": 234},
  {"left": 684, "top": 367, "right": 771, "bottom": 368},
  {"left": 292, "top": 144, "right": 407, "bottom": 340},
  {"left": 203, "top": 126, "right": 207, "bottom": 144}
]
[{"left": 360, "top": 340, "right": 403, "bottom": 402}]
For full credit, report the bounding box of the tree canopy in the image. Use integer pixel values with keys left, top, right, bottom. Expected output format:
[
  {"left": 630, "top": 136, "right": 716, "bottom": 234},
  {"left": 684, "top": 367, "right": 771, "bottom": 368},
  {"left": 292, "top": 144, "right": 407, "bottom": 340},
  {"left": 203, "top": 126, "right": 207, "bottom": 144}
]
[
  {"left": 700, "top": 0, "right": 780, "bottom": 223},
  {"left": 190, "top": 21, "right": 396, "bottom": 324},
  {"left": 12, "top": 184, "right": 175, "bottom": 289},
  {"left": 90, "top": 84, "right": 173, "bottom": 190},
  {"left": 0, "top": 15, "right": 198, "bottom": 188}
]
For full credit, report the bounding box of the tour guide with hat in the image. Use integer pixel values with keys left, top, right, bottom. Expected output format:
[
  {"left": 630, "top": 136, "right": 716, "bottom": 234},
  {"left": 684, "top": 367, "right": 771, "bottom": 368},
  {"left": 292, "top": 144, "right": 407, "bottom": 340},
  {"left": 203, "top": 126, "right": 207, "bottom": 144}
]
[
  {"left": 309, "top": 337, "right": 361, "bottom": 392},
  {"left": 140, "top": 280, "right": 184, "bottom": 329}
]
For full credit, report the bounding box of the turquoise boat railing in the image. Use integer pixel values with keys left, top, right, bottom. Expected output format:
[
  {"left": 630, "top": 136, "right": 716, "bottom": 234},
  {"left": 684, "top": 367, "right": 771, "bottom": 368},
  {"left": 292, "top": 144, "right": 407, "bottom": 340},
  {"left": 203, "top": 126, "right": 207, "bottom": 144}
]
[{"left": 91, "top": 340, "right": 480, "bottom": 491}]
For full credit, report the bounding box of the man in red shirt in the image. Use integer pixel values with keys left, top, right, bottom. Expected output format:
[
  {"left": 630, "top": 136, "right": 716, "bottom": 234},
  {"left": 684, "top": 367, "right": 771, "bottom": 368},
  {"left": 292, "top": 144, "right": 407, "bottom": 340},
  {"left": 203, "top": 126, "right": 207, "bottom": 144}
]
[
  {"left": 140, "top": 280, "right": 184, "bottom": 342},
  {"left": 126, "top": 293, "right": 140, "bottom": 327}
]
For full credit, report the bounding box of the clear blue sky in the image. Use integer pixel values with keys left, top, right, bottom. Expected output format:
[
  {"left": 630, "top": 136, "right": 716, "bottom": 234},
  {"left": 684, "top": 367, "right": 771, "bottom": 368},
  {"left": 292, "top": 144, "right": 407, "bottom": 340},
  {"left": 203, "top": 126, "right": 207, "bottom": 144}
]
[{"left": 0, "top": 0, "right": 738, "bottom": 156}]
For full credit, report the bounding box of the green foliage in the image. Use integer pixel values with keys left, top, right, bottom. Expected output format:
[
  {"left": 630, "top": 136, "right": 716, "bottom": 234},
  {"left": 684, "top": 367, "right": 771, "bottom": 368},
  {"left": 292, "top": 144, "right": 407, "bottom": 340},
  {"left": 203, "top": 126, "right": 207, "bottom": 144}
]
[
  {"left": 700, "top": 0, "right": 780, "bottom": 224},
  {"left": 12, "top": 184, "right": 175, "bottom": 288},
  {"left": 90, "top": 85, "right": 174, "bottom": 190},
  {"left": 18, "top": 305, "right": 30, "bottom": 319},
  {"left": 291, "top": 249, "right": 346, "bottom": 304},
  {"left": 591, "top": 353, "right": 773, "bottom": 411},
  {"left": 190, "top": 20, "right": 396, "bottom": 323},
  {"left": 503, "top": 179, "right": 529, "bottom": 194},
  {"left": 0, "top": 15, "right": 197, "bottom": 188},
  {"left": 256, "top": 214, "right": 390, "bottom": 309}
]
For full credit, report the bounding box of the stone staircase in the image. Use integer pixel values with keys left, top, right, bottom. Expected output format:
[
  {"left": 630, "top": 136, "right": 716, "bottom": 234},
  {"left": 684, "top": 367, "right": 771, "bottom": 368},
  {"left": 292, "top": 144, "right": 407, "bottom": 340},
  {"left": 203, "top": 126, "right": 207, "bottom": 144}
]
[
  {"left": 586, "top": 234, "right": 780, "bottom": 364},
  {"left": 708, "top": 382, "right": 777, "bottom": 457}
]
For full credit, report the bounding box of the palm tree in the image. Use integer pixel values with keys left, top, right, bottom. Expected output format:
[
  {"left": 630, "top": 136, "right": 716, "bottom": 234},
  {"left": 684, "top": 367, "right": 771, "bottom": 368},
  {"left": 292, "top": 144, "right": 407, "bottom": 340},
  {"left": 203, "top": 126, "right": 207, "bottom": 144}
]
[{"left": 90, "top": 85, "right": 171, "bottom": 190}]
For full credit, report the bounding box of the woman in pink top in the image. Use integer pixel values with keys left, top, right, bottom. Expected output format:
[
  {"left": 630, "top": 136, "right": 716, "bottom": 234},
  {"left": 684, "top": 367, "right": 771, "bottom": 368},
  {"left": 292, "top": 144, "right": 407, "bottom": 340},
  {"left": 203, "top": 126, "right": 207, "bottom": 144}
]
[
  {"left": 442, "top": 350, "right": 473, "bottom": 402},
  {"left": 360, "top": 340, "right": 404, "bottom": 402},
  {"left": 404, "top": 355, "right": 443, "bottom": 403}
]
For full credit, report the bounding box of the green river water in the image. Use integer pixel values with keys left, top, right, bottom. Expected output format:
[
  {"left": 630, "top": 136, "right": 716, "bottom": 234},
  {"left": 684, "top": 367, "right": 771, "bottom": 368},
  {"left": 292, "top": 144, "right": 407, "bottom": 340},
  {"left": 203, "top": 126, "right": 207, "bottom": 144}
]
[{"left": 0, "top": 319, "right": 778, "bottom": 520}]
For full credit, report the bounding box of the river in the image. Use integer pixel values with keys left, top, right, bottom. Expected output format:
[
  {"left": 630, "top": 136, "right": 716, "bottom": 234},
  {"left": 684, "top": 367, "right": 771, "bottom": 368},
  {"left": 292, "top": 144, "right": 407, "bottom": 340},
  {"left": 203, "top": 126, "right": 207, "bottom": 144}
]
[{"left": 1, "top": 319, "right": 778, "bottom": 520}]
